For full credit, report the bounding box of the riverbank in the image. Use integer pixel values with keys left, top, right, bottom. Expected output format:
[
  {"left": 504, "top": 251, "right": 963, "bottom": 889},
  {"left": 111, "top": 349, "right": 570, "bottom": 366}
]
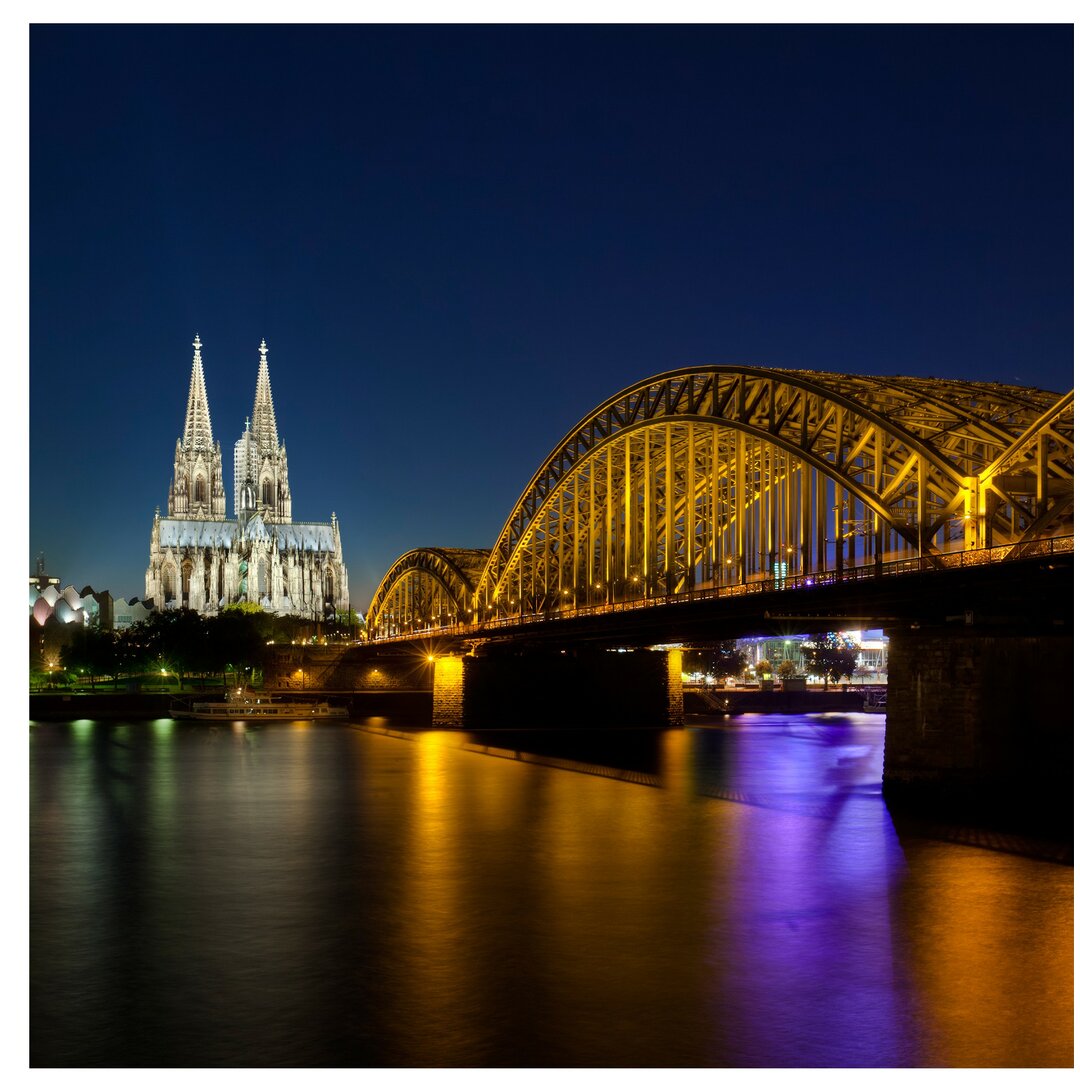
[
  {"left": 684, "top": 687, "right": 869, "bottom": 715},
  {"left": 28, "top": 690, "right": 433, "bottom": 722}
]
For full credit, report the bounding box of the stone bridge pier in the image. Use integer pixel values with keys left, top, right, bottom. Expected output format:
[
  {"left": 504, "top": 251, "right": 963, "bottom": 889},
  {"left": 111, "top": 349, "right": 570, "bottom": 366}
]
[
  {"left": 433, "top": 647, "right": 684, "bottom": 728},
  {"left": 883, "top": 624, "right": 1073, "bottom": 829}
]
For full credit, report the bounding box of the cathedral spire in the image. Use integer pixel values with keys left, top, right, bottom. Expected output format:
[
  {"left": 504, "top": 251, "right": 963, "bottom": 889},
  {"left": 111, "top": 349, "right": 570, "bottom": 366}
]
[
  {"left": 235, "top": 340, "right": 292, "bottom": 523},
  {"left": 182, "top": 334, "right": 214, "bottom": 451},
  {"left": 169, "top": 334, "right": 226, "bottom": 520},
  {"left": 251, "top": 339, "right": 279, "bottom": 452}
]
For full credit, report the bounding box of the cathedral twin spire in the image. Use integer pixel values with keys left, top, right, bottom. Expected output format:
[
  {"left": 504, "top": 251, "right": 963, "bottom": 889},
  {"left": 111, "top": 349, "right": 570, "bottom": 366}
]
[
  {"left": 169, "top": 334, "right": 226, "bottom": 519},
  {"left": 251, "top": 339, "right": 280, "bottom": 453},
  {"left": 171, "top": 336, "right": 291, "bottom": 523},
  {"left": 182, "top": 334, "right": 214, "bottom": 452}
]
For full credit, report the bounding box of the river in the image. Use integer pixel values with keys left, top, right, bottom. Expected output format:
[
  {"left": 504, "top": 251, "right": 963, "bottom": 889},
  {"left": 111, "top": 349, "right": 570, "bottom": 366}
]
[{"left": 30, "top": 713, "right": 1072, "bottom": 1067}]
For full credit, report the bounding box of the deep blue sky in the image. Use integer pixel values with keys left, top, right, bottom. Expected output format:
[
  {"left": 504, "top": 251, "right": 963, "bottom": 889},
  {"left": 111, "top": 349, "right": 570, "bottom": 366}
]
[{"left": 30, "top": 25, "right": 1073, "bottom": 609}]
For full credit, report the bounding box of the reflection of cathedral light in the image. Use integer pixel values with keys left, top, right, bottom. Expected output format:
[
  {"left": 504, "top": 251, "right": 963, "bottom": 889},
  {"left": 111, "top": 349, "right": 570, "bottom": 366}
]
[{"left": 146, "top": 335, "right": 349, "bottom": 616}]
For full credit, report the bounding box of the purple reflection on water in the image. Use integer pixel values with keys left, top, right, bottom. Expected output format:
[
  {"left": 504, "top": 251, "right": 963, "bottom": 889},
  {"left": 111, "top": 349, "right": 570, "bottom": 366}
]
[{"left": 697, "top": 715, "right": 918, "bottom": 1067}]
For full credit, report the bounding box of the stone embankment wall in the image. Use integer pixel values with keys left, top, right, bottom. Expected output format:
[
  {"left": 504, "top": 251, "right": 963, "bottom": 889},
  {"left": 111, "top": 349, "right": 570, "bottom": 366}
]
[{"left": 262, "top": 644, "right": 433, "bottom": 692}]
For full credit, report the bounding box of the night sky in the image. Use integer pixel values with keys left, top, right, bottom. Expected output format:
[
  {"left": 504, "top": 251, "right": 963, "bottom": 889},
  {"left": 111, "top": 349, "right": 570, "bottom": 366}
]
[{"left": 29, "top": 25, "right": 1073, "bottom": 609}]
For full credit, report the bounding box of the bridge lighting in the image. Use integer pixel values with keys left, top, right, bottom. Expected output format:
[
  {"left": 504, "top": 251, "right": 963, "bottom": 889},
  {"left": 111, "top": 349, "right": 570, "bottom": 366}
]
[{"left": 366, "top": 369, "right": 1070, "bottom": 642}]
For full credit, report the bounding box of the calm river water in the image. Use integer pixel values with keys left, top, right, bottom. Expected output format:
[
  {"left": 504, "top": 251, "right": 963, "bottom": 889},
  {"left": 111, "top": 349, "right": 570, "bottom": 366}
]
[{"left": 30, "top": 713, "right": 1072, "bottom": 1068}]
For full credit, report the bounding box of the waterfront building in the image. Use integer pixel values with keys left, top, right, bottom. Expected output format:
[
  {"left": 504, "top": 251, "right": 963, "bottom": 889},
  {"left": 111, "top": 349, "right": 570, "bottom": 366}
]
[
  {"left": 735, "top": 630, "right": 889, "bottom": 682},
  {"left": 145, "top": 336, "right": 349, "bottom": 617}
]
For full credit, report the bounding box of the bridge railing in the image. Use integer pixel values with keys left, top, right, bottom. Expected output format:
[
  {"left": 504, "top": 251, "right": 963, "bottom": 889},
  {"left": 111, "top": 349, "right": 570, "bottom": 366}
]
[{"left": 369, "top": 534, "right": 1073, "bottom": 642}]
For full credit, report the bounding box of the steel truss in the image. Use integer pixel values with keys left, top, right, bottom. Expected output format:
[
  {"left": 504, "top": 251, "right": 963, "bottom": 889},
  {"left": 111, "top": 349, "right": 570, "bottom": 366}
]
[
  {"left": 367, "top": 367, "right": 1072, "bottom": 636},
  {"left": 367, "top": 547, "right": 489, "bottom": 637}
]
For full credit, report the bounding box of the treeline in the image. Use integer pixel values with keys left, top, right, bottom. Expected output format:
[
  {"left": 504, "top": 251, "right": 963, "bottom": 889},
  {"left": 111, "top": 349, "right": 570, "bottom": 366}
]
[{"left": 47, "top": 608, "right": 356, "bottom": 690}]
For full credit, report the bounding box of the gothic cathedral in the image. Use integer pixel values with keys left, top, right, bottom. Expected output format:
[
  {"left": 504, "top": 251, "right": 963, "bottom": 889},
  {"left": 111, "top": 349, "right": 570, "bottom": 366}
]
[{"left": 146, "top": 336, "right": 350, "bottom": 618}]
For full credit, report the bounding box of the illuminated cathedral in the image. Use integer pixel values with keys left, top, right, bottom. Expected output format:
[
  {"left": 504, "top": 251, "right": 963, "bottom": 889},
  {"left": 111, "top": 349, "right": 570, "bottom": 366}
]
[{"left": 146, "top": 336, "right": 349, "bottom": 617}]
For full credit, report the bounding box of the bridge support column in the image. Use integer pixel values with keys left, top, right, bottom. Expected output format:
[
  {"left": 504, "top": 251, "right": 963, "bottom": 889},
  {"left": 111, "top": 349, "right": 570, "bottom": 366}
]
[
  {"left": 434, "top": 648, "right": 683, "bottom": 728},
  {"left": 883, "top": 626, "right": 1072, "bottom": 829},
  {"left": 433, "top": 655, "right": 466, "bottom": 727},
  {"left": 665, "top": 647, "right": 684, "bottom": 725}
]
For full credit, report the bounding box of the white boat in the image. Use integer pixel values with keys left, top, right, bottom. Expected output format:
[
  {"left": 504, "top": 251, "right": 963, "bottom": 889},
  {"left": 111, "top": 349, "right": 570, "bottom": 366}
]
[{"left": 170, "top": 687, "right": 349, "bottom": 721}]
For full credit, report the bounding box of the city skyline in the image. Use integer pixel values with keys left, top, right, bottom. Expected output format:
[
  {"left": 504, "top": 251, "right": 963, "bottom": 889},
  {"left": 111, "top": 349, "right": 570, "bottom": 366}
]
[{"left": 30, "top": 24, "right": 1073, "bottom": 606}]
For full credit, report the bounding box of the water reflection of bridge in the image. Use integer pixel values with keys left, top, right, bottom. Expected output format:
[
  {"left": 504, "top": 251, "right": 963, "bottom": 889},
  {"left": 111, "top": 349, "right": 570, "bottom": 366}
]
[{"left": 367, "top": 367, "right": 1073, "bottom": 641}]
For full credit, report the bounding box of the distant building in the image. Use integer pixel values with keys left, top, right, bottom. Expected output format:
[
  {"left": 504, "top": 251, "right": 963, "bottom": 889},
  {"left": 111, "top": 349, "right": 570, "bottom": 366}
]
[
  {"left": 30, "top": 553, "right": 60, "bottom": 595},
  {"left": 736, "top": 630, "right": 888, "bottom": 680},
  {"left": 28, "top": 572, "right": 153, "bottom": 632},
  {"left": 145, "top": 336, "right": 349, "bottom": 617},
  {"left": 110, "top": 595, "right": 155, "bottom": 629}
]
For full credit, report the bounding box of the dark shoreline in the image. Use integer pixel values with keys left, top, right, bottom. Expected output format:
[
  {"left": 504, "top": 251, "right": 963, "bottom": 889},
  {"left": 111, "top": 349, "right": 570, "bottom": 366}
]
[{"left": 28, "top": 690, "right": 433, "bottom": 723}]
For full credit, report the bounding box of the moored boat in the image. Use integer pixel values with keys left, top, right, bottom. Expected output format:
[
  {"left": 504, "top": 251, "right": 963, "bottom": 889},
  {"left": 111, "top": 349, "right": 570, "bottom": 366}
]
[{"left": 170, "top": 687, "right": 348, "bottom": 721}]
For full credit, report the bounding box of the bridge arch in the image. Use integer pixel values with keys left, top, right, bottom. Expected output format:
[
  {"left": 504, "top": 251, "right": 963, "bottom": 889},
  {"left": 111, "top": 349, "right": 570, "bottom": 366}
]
[
  {"left": 367, "top": 547, "right": 491, "bottom": 638},
  {"left": 474, "top": 367, "right": 1072, "bottom": 618},
  {"left": 368, "top": 366, "right": 1072, "bottom": 637}
]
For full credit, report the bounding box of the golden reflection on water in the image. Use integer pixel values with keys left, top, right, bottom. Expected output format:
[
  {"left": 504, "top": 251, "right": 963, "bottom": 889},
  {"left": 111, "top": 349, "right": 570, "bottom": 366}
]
[
  {"left": 31, "top": 720, "right": 1073, "bottom": 1068},
  {"left": 529, "top": 746, "right": 712, "bottom": 1066},
  {"left": 899, "top": 843, "right": 1073, "bottom": 1067},
  {"left": 384, "top": 728, "right": 714, "bottom": 1066},
  {"left": 387, "top": 731, "right": 486, "bottom": 1066}
]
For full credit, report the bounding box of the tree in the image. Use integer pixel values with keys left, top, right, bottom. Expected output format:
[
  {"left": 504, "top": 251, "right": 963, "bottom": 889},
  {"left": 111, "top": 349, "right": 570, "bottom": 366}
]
[
  {"left": 223, "top": 601, "right": 263, "bottom": 616},
  {"left": 206, "top": 610, "right": 269, "bottom": 685},
  {"left": 61, "top": 627, "right": 118, "bottom": 689},
  {"left": 754, "top": 658, "right": 772, "bottom": 681},
  {"left": 326, "top": 608, "right": 363, "bottom": 640},
  {"left": 801, "top": 632, "right": 859, "bottom": 688},
  {"left": 777, "top": 658, "right": 798, "bottom": 680},
  {"left": 684, "top": 641, "right": 747, "bottom": 680}
]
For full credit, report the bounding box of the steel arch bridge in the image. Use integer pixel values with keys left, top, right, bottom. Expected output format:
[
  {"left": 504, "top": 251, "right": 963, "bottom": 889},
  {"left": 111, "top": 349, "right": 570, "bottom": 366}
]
[{"left": 367, "top": 366, "right": 1073, "bottom": 639}]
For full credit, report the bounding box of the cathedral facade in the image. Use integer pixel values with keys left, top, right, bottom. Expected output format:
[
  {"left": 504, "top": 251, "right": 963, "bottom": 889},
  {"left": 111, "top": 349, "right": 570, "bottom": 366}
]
[{"left": 146, "top": 336, "right": 350, "bottom": 618}]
